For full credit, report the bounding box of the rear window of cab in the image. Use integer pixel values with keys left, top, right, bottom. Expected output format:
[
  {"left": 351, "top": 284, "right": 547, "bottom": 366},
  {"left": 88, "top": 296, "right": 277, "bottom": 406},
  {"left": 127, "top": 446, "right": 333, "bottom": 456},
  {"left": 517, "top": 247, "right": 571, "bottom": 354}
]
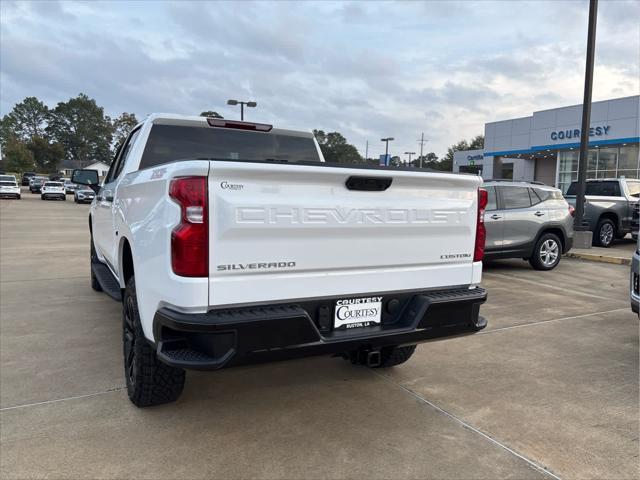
[{"left": 139, "top": 124, "right": 320, "bottom": 170}]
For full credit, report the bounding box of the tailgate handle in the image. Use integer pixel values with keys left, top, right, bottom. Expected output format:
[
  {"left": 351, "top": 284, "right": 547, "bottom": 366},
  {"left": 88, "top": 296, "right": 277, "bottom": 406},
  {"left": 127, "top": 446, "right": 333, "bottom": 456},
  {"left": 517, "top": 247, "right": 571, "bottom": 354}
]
[{"left": 345, "top": 176, "right": 392, "bottom": 191}]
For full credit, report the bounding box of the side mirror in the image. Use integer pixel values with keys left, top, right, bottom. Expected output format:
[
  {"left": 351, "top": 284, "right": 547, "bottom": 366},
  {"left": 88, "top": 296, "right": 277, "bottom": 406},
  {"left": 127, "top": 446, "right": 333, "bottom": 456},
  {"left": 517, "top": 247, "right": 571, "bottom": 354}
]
[
  {"left": 72, "top": 169, "right": 99, "bottom": 185},
  {"left": 72, "top": 169, "right": 100, "bottom": 193}
]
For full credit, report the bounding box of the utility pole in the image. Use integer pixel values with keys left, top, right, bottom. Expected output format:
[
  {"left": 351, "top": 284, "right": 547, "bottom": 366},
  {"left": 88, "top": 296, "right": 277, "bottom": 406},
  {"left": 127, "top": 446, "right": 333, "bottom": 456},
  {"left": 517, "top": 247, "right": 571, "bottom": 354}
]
[
  {"left": 365, "top": 140, "right": 368, "bottom": 161},
  {"left": 417, "top": 133, "right": 428, "bottom": 168},
  {"left": 574, "top": 0, "right": 598, "bottom": 248}
]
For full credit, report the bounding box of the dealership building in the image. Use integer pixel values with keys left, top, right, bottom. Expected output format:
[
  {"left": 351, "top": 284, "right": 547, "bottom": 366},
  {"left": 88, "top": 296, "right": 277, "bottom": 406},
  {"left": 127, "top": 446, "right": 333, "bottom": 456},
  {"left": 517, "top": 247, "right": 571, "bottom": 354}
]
[{"left": 453, "top": 95, "right": 640, "bottom": 193}]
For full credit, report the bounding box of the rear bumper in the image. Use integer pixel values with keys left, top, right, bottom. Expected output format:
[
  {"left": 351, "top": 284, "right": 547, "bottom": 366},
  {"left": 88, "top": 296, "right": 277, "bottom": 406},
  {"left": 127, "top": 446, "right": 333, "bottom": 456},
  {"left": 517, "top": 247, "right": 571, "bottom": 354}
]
[{"left": 152, "top": 287, "right": 488, "bottom": 370}]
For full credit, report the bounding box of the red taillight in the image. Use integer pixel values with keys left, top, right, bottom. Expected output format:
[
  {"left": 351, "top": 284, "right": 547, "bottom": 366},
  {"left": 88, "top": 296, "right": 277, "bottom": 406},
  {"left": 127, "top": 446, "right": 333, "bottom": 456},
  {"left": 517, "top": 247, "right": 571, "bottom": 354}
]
[
  {"left": 206, "top": 118, "right": 272, "bottom": 131},
  {"left": 169, "top": 177, "right": 208, "bottom": 277},
  {"left": 474, "top": 188, "right": 488, "bottom": 262},
  {"left": 568, "top": 204, "right": 575, "bottom": 217}
]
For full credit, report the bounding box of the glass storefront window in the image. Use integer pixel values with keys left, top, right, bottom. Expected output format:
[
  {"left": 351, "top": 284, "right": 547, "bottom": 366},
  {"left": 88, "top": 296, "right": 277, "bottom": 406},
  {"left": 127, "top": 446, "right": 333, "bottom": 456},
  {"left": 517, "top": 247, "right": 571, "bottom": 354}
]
[
  {"left": 597, "top": 170, "right": 617, "bottom": 179},
  {"left": 588, "top": 149, "right": 598, "bottom": 170},
  {"left": 618, "top": 170, "right": 639, "bottom": 180},
  {"left": 559, "top": 151, "right": 578, "bottom": 171},
  {"left": 597, "top": 148, "right": 617, "bottom": 170},
  {"left": 618, "top": 145, "right": 639, "bottom": 170},
  {"left": 556, "top": 145, "right": 639, "bottom": 190}
]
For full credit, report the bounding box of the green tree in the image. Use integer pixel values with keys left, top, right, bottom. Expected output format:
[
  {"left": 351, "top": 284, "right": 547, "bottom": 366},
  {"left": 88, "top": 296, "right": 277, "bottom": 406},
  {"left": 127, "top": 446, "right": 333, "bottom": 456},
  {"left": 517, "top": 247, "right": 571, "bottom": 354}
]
[
  {"left": 1, "top": 97, "right": 50, "bottom": 144},
  {"left": 46, "top": 93, "right": 113, "bottom": 165},
  {"left": 27, "top": 136, "right": 65, "bottom": 172},
  {"left": 3, "top": 137, "right": 35, "bottom": 173},
  {"left": 440, "top": 140, "right": 469, "bottom": 171},
  {"left": 411, "top": 152, "right": 439, "bottom": 168},
  {"left": 469, "top": 135, "right": 484, "bottom": 150},
  {"left": 438, "top": 135, "right": 484, "bottom": 172},
  {"left": 200, "top": 111, "right": 223, "bottom": 119},
  {"left": 112, "top": 112, "right": 139, "bottom": 152},
  {"left": 313, "top": 130, "right": 362, "bottom": 164},
  {"left": 389, "top": 155, "right": 402, "bottom": 167}
]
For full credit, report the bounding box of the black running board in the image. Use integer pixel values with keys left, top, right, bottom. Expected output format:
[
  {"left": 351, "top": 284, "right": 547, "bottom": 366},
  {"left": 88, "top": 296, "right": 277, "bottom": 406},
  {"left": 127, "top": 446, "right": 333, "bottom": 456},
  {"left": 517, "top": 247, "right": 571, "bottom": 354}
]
[{"left": 91, "top": 261, "right": 122, "bottom": 301}]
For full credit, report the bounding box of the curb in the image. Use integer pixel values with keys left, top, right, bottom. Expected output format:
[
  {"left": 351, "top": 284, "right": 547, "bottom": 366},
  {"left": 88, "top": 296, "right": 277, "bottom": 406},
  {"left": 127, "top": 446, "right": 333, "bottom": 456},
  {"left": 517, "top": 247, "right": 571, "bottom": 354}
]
[{"left": 566, "top": 251, "right": 631, "bottom": 266}]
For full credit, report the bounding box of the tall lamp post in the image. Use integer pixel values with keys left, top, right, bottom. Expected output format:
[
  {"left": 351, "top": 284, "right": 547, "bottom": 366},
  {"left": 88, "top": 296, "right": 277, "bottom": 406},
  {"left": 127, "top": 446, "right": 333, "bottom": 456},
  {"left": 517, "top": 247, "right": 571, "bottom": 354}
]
[
  {"left": 417, "top": 133, "right": 428, "bottom": 168},
  {"left": 227, "top": 99, "right": 257, "bottom": 121},
  {"left": 404, "top": 151, "right": 416, "bottom": 165},
  {"left": 381, "top": 137, "right": 394, "bottom": 165},
  {"left": 574, "top": 0, "right": 598, "bottom": 248}
]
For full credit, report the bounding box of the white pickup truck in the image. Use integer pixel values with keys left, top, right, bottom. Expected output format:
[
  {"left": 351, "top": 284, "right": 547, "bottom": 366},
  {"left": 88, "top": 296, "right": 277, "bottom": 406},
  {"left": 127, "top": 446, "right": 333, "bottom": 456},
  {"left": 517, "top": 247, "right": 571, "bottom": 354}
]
[{"left": 72, "top": 114, "right": 488, "bottom": 407}]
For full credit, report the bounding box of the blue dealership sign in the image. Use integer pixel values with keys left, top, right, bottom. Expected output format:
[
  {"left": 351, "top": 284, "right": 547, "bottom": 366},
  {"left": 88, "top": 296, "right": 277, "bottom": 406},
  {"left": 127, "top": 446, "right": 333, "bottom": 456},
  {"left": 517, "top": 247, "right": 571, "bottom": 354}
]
[{"left": 550, "top": 125, "right": 610, "bottom": 141}]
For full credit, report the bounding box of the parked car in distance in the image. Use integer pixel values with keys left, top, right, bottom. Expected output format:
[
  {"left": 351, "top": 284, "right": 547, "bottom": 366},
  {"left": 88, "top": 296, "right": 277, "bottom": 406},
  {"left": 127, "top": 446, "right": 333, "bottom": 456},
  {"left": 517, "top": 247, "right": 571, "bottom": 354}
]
[
  {"left": 631, "top": 234, "right": 639, "bottom": 316},
  {"left": 29, "top": 176, "right": 47, "bottom": 193},
  {"left": 41, "top": 181, "right": 66, "bottom": 200},
  {"left": 74, "top": 187, "right": 95, "bottom": 203},
  {"left": 482, "top": 180, "right": 574, "bottom": 270},
  {"left": 21, "top": 172, "right": 37, "bottom": 186},
  {"left": 565, "top": 178, "right": 639, "bottom": 247},
  {"left": 0, "top": 176, "right": 21, "bottom": 199},
  {"left": 64, "top": 180, "right": 78, "bottom": 194}
]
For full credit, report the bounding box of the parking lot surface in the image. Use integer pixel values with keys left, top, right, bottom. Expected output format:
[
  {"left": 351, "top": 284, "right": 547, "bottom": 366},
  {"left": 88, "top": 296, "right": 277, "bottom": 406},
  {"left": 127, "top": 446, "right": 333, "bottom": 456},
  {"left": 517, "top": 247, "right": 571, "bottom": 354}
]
[{"left": 1, "top": 191, "right": 638, "bottom": 479}]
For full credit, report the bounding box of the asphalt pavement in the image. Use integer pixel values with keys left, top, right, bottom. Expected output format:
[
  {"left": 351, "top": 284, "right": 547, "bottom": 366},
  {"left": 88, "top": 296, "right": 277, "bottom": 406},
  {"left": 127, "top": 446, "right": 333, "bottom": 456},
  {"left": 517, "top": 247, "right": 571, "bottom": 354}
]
[{"left": 1, "top": 190, "right": 638, "bottom": 479}]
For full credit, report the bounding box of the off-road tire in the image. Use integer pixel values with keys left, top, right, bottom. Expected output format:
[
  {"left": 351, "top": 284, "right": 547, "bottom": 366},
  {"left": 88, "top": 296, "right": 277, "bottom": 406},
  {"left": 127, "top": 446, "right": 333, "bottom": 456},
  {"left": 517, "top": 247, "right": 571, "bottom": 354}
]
[
  {"left": 123, "top": 276, "right": 185, "bottom": 407},
  {"left": 594, "top": 218, "right": 615, "bottom": 248},
  {"left": 90, "top": 236, "right": 102, "bottom": 292},
  {"left": 529, "top": 233, "right": 562, "bottom": 271},
  {"left": 374, "top": 345, "right": 417, "bottom": 368}
]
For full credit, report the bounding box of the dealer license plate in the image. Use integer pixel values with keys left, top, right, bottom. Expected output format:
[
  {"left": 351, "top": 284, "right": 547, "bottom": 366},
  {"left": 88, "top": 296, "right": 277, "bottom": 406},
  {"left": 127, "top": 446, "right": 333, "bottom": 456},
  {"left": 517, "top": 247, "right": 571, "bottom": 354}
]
[{"left": 334, "top": 296, "right": 382, "bottom": 330}]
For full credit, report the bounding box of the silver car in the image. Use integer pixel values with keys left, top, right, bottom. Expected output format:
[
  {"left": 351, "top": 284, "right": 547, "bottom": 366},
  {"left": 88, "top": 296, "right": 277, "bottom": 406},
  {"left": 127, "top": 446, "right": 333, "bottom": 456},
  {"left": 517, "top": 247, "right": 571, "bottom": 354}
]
[{"left": 483, "top": 180, "right": 574, "bottom": 270}]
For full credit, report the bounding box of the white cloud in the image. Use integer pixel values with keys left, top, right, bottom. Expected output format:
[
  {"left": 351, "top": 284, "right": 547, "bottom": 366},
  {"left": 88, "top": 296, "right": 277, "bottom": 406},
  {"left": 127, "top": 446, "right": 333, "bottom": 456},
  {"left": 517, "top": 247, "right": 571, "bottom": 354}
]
[{"left": 1, "top": 0, "right": 638, "bottom": 159}]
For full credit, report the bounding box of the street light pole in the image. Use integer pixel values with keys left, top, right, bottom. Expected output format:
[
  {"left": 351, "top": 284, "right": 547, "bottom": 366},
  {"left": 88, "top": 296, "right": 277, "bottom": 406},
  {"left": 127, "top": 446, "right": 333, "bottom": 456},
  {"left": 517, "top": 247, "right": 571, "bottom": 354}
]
[
  {"left": 404, "top": 151, "right": 416, "bottom": 165},
  {"left": 417, "top": 133, "right": 428, "bottom": 168},
  {"left": 574, "top": 0, "right": 598, "bottom": 244},
  {"left": 227, "top": 99, "right": 257, "bottom": 121},
  {"left": 380, "top": 137, "right": 394, "bottom": 165}
]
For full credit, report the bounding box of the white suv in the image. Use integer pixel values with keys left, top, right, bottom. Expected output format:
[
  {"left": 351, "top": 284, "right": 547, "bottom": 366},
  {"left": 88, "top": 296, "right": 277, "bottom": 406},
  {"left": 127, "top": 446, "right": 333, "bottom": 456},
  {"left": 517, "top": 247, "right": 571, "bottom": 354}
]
[
  {"left": 0, "top": 175, "right": 21, "bottom": 199},
  {"left": 41, "top": 182, "right": 66, "bottom": 200}
]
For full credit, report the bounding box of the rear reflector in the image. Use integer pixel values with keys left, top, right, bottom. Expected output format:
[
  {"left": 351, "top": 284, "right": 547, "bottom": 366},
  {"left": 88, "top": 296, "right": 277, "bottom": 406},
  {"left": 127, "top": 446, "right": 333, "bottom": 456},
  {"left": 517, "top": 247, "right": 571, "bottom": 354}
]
[
  {"left": 169, "top": 177, "right": 208, "bottom": 277},
  {"left": 474, "top": 188, "right": 488, "bottom": 262},
  {"left": 206, "top": 118, "right": 272, "bottom": 131}
]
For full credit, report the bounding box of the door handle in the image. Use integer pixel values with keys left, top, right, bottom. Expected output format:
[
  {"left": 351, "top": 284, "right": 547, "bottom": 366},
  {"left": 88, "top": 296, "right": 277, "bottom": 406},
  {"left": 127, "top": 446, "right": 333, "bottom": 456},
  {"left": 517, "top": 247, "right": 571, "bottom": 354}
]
[
  {"left": 490, "top": 214, "right": 502, "bottom": 220},
  {"left": 534, "top": 211, "right": 545, "bottom": 217}
]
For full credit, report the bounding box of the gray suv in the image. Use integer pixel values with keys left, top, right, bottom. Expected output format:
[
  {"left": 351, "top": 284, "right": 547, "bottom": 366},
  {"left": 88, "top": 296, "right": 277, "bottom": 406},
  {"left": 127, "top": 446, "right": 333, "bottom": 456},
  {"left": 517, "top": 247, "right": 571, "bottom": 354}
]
[{"left": 483, "top": 181, "right": 574, "bottom": 270}]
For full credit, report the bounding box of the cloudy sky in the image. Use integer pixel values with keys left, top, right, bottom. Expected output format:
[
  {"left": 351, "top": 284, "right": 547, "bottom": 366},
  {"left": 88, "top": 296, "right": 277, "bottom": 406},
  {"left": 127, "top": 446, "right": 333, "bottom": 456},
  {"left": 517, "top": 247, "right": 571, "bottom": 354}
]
[{"left": 1, "top": 0, "right": 639, "bottom": 159}]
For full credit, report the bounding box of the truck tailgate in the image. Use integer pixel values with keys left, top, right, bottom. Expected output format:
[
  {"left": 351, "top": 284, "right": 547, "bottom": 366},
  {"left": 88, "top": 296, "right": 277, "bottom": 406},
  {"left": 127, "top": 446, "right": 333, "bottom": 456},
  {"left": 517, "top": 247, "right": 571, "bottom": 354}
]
[{"left": 208, "top": 161, "right": 482, "bottom": 306}]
